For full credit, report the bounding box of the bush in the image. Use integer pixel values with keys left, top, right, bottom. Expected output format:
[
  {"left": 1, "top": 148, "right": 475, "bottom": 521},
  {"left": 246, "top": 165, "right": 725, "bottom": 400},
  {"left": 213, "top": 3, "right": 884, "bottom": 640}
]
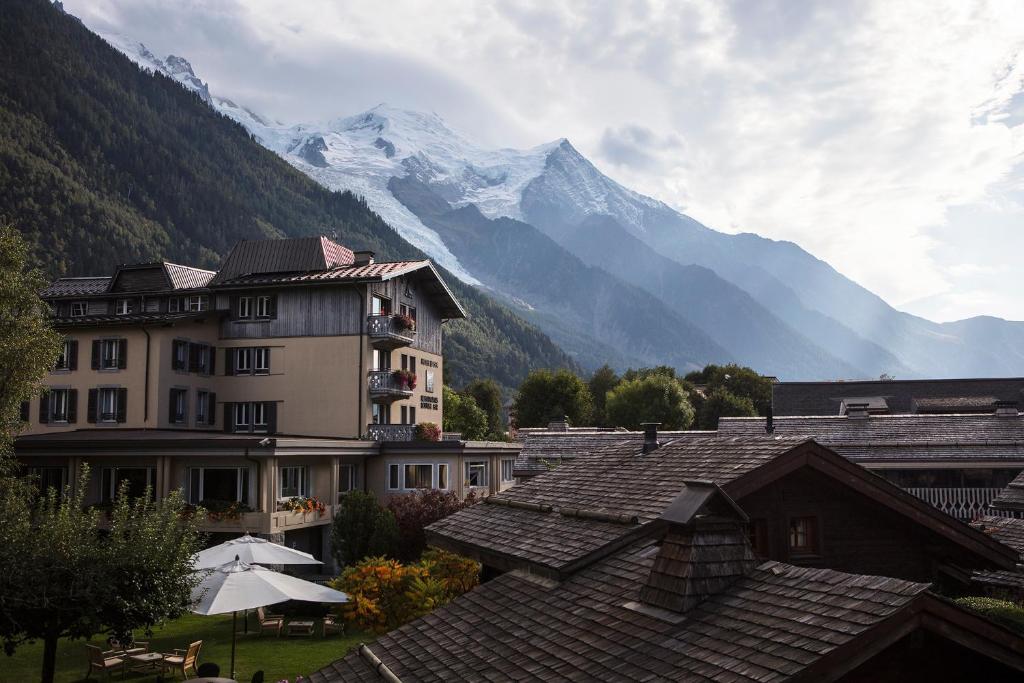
[
  {"left": 386, "top": 489, "right": 479, "bottom": 562},
  {"left": 330, "top": 550, "right": 479, "bottom": 634},
  {"left": 330, "top": 491, "right": 400, "bottom": 567},
  {"left": 954, "top": 597, "right": 1024, "bottom": 635},
  {"left": 414, "top": 422, "right": 441, "bottom": 442}
]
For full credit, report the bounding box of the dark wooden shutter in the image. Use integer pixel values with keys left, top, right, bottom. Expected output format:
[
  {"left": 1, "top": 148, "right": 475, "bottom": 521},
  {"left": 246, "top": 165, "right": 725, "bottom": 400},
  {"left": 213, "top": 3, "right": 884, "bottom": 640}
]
[
  {"left": 116, "top": 388, "right": 127, "bottom": 423},
  {"left": 208, "top": 393, "right": 217, "bottom": 426},
  {"left": 19, "top": 401, "right": 29, "bottom": 422},
  {"left": 268, "top": 295, "right": 278, "bottom": 319},
  {"left": 39, "top": 393, "right": 49, "bottom": 424},
  {"left": 69, "top": 340, "right": 79, "bottom": 370},
  {"left": 67, "top": 389, "right": 78, "bottom": 423},
  {"left": 225, "top": 348, "right": 235, "bottom": 376},
  {"left": 117, "top": 339, "right": 127, "bottom": 369},
  {"left": 267, "top": 402, "right": 278, "bottom": 434},
  {"left": 208, "top": 346, "right": 216, "bottom": 375},
  {"left": 223, "top": 403, "right": 232, "bottom": 432},
  {"left": 87, "top": 389, "right": 98, "bottom": 423},
  {"left": 188, "top": 343, "right": 199, "bottom": 372},
  {"left": 91, "top": 340, "right": 101, "bottom": 369},
  {"left": 169, "top": 389, "right": 177, "bottom": 423},
  {"left": 229, "top": 296, "right": 239, "bottom": 321}
]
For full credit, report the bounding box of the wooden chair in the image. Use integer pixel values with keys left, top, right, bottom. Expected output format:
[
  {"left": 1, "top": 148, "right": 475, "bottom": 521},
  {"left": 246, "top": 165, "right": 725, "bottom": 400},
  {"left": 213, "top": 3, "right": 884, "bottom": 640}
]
[
  {"left": 257, "top": 606, "right": 284, "bottom": 636},
  {"left": 161, "top": 640, "right": 202, "bottom": 679},
  {"left": 322, "top": 615, "right": 344, "bottom": 637},
  {"left": 84, "top": 644, "right": 126, "bottom": 679}
]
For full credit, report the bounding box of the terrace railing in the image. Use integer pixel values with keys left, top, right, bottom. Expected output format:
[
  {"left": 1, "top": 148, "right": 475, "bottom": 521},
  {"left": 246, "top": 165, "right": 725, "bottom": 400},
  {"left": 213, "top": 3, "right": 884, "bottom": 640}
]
[
  {"left": 367, "top": 314, "right": 415, "bottom": 349},
  {"left": 366, "top": 424, "right": 416, "bottom": 442},
  {"left": 904, "top": 487, "right": 1009, "bottom": 521}
]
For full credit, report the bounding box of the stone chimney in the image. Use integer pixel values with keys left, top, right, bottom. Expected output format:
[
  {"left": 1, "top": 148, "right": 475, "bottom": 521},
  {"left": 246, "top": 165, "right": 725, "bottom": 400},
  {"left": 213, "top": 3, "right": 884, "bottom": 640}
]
[
  {"left": 995, "top": 400, "right": 1019, "bottom": 417},
  {"left": 641, "top": 422, "right": 661, "bottom": 454},
  {"left": 845, "top": 402, "right": 870, "bottom": 420},
  {"left": 352, "top": 250, "right": 375, "bottom": 266}
]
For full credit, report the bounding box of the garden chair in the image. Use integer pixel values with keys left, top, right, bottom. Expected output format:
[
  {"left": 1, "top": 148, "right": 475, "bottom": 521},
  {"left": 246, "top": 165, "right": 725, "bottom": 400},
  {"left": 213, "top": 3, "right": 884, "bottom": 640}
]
[
  {"left": 161, "top": 639, "right": 202, "bottom": 679},
  {"left": 322, "top": 614, "right": 345, "bottom": 637},
  {"left": 84, "top": 644, "right": 126, "bottom": 679},
  {"left": 257, "top": 606, "right": 285, "bottom": 636}
]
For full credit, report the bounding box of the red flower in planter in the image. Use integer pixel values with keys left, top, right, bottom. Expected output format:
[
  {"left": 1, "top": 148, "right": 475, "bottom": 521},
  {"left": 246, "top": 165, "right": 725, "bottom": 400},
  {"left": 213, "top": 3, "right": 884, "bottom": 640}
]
[{"left": 394, "top": 313, "right": 416, "bottom": 332}]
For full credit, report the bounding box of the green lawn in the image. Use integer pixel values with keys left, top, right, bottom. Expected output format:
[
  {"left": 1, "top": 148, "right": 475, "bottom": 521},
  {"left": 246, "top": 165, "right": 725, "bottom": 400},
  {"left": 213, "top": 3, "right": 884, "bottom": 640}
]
[{"left": 2, "top": 613, "right": 368, "bottom": 683}]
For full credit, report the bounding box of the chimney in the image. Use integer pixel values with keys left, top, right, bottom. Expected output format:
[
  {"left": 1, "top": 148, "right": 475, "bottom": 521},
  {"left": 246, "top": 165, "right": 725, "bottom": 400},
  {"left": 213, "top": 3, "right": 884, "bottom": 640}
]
[
  {"left": 641, "top": 422, "right": 661, "bottom": 454},
  {"left": 765, "top": 405, "right": 774, "bottom": 435},
  {"left": 352, "top": 250, "right": 375, "bottom": 266},
  {"left": 995, "top": 400, "right": 1019, "bottom": 417},
  {"left": 547, "top": 417, "right": 569, "bottom": 432},
  {"left": 845, "top": 402, "right": 870, "bottom": 420}
]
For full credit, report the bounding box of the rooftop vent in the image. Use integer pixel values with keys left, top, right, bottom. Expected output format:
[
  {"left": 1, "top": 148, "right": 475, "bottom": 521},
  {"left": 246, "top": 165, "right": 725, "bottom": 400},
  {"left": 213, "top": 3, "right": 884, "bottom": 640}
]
[
  {"left": 641, "top": 422, "right": 661, "bottom": 453},
  {"left": 995, "top": 400, "right": 1020, "bottom": 417},
  {"left": 352, "top": 250, "right": 375, "bottom": 266},
  {"left": 844, "top": 402, "right": 870, "bottom": 420}
]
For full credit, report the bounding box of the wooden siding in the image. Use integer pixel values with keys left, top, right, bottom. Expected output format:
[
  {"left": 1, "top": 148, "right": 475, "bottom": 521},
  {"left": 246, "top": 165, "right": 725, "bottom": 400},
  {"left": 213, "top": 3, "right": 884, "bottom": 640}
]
[
  {"left": 110, "top": 266, "right": 169, "bottom": 293},
  {"left": 220, "top": 285, "right": 364, "bottom": 339},
  {"left": 370, "top": 275, "right": 442, "bottom": 355}
]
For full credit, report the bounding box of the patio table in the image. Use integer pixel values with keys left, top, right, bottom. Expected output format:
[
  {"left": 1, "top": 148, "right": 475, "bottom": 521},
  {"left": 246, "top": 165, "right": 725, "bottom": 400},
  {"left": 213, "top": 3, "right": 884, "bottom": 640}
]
[
  {"left": 128, "top": 651, "right": 164, "bottom": 673},
  {"left": 286, "top": 619, "right": 315, "bottom": 636}
]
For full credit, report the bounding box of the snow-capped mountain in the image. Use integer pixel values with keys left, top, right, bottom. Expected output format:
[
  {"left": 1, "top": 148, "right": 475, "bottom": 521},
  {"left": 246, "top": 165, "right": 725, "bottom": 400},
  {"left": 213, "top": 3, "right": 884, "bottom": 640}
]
[{"left": 94, "top": 32, "right": 1024, "bottom": 380}]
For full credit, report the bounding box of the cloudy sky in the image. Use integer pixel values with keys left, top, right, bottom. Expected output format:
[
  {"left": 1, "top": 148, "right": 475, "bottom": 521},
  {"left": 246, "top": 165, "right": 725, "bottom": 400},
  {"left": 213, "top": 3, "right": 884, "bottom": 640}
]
[{"left": 66, "top": 0, "right": 1024, "bottom": 322}]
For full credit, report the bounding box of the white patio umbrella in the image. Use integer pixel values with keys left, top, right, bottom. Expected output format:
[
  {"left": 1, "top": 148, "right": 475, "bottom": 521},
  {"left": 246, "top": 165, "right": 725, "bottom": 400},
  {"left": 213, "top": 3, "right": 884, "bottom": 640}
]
[
  {"left": 191, "top": 557, "right": 348, "bottom": 678},
  {"left": 191, "top": 532, "right": 323, "bottom": 570}
]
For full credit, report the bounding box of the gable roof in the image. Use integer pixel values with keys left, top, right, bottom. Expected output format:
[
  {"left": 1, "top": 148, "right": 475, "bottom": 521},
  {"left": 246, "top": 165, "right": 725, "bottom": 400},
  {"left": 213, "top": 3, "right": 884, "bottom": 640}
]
[
  {"left": 773, "top": 378, "right": 1024, "bottom": 416},
  {"left": 312, "top": 537, "right": 1024, "bottom": 682},
  {"left": 43, "top": 262, "right": 215, "bottom": 298},
  {"left": 992, "top": 471, "right": 1024, "bottom": 513},
  {"left": 209, "top": 235, "right": 355, "bottom": 285},
  {"left": 973, "top": 515, "right": 1024, "bottom": 556},
  {"left": 39, "top": 276, "right": 111, "bottom": 298}
]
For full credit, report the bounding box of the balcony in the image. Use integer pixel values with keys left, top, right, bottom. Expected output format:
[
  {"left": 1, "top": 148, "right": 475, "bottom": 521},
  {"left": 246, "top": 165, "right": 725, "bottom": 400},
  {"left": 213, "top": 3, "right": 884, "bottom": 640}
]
[
  {"left": 367, "top": 314, "right": 416, "bottom": 350},
  {"left": 368, "top": 369, "right": 414, "bottom": 403},
  {"left": 194, "top": 505, "right": 336, "bottom": 534},
  {"left": 366, "top": 423, "right": 416, "bottom": 442},
  {"left": 904, "top": 487, "right": 1009, "bottom": 521}
]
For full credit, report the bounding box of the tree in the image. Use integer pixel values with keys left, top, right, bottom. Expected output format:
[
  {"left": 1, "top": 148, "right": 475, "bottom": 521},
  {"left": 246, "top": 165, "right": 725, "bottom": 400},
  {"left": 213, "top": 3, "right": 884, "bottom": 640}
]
[
  {"left": 588, "top": 365, "right": 620, "bottom": 427},
  {"left": 442, "top": 386, "right": 488, "bottom": 440},
  {"left": 684, "top": 364, "right": 773, "bottom": 415},
  {"left": 0, "top": 225, "right": 62, "bottom": 459},
  {"left": 463, "top": 379, "right": 505, "bottom": 437},
  {"left": 512, "top": 369, "right": 594, "bottom": 428},
  {"left": 697, "top": 387, "right": 757, "bottom": 429},
  {"left": 605, "top": 374, "right": 695, "bottom": 430},
  {"left": 330, "top": 491, "right": 400, "bottom": 567},
  {"left": 386, "top": 489, "right": 478, "bottom": 562},
  {"left": 0, "top": 468, "right": 203, "bottom": 683}
]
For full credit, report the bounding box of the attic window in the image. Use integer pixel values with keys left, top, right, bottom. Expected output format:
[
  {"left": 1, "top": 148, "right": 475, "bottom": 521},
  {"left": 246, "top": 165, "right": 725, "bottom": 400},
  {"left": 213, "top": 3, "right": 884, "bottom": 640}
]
[
  {"left": 70, "top": 301, "right": 88, "bottom": 317},
  {"left": 115, "top": 299, "right": 133, "bottom": 315},
  {"left": 186, "top": 295, "right": 208, "bottom": 312},
  {"left": 788, "top": 516, "right": 819, "bottom": 555}
]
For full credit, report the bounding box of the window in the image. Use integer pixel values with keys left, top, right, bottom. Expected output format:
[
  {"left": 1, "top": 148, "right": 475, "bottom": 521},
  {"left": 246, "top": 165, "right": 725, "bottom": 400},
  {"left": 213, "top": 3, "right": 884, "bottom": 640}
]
[
  {"left": 466, "top": 461, "right": 488, "bottom": 488},
  {"left": 98, "top": 388, "right": 119, "bottom": 422},
  {"left": 115, "top": 299, "right": 133, "bottom": 315},
  {"left": 371, "top": 295, "right": 391, "bottom": 316},
  {"left": 196, "top": 390, "right": 210, "bottom": 424},
  {"left": 89, "top": 387, "right": 125, "bottom": 423},
  {"left": 254, "top": 348, "right": 270, "bottom": 374},
  {"left": 189, "top": 343, "right": 212, "bottom": 374},
  {"left": 70, "top": 301, "right": 88, "bottom": 317},
  {"left": 46, "top": 389, "right": 71, "bottom": 423},
  {"left": 55, "top": 339, "right": 77, "bottom": 371},
  {"left": 400, "top": 405, "right": 417, "bottom": 425},
  {"left": 338, "top": 464, "right": 356, "bottom": 497},
  {"left": 749, "top": 519, "right": 769, "bottom": 558},
  {"left": 372, "top": 403, "right": 390, "bottom": 425},
  {"left": 169, "top": 388, "right": 187, "bottom": 424},
  {"left": 255, "top": 295, "right": 273, "bottom": 318},
  {"left": 501, "top": 458, "right": 515, "bottom": 483},
  {"left": 230, "top": 401, "right": 274, "bottom": 433},
  {"left": 237, "top": 296, "right": 252, "bottom": 319},
  {"left": 168, "top": 297, "right": 182, "bottom": 313},
  {"left": 788, "top": 517, "right": 819, "bottom": 554},
  {"left": 400, "top": 354, "right": 417, "bottom": 373},
  {"left": 234, "top": 402, "right": 250, "bottom": 429},
  {"left": 186, "top": 295, "right": 208, "bottom": 312},
  {"left": 97, "top": 339, "right": 124, "bottom": 370},
  {"left": 188, "top": 467, "right": 250, "bottom": 505},
  {"left": 373, "top": 349, "right": 391, "bottom": 371},
  {"left": 253, "top": 402, "right": 268, "bottom": 431},
  {"left": 101, "top": 467, "right": 155, "bottom": 502},
  {"left": 404, "top": 464, "right": 433, "bottom": 490},
  {"left": 29, "top": 466, "right": 66, "bottom": 495},
  {"left": 388, "top": 464, "right": 400, "bottom": 490},
  {"left": 425, "top": 370, "right": 435, "bottom": 393},
  {"left": 172, "top": 340, "right": 189, "bottom": 371},
  {"left": 279, "top": 466, "right": 306, "bottom": 499},
  {"left": 235, "top": 348, "right": 252, "bottom": 374},
  {"left": 437, "top": 463, "right": 449, "bottom": 490}
]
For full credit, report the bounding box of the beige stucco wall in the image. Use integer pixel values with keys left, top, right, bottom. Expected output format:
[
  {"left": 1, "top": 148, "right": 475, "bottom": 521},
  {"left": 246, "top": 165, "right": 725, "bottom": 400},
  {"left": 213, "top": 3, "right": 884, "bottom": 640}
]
[{"left": 378, "top": 348, "right": 444, "bottom": 430}]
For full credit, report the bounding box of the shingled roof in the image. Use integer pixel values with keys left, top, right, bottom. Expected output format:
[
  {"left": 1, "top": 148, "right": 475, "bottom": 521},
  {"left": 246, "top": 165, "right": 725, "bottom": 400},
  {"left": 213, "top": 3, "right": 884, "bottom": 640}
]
[
  {"left": 773, "top": 377, "right": 1024, "bottom": 416},
  {"left": 39, "top": 276, "right": 111, "bottom": 298},
  {"left": 992, "top": 471, "right": 1024, "bottom": 514},
  {"left": 719, "top": 413, "right": 1024, "bottom": 463},
  {"left": 512, "top": 429, "right": 706, "bottom": 478}
]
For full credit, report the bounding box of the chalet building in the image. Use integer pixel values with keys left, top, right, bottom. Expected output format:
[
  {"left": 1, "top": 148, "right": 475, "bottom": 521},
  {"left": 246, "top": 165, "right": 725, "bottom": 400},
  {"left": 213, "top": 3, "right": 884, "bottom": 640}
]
[
  {"left": 772, "top": 376, "right": 1024, "bottom": 416},
  {"left": 314, "top": 481, "right": 1024, "bottom": 682},
  {"left": 429, "top": 432, "right": 1016, "bottom": 590},
  {"left": 14, "top": 236, "right": 521, "bottom": 562},
  {"left": 719, "top": 412, "right": 1024, "bottom": 520}
]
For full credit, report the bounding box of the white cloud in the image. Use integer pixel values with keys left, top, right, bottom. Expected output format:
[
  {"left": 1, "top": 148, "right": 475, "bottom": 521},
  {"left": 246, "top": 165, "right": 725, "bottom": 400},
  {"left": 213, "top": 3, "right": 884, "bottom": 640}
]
[{"left": 64, "top": 0, "right": 1024, "bottom": 320}]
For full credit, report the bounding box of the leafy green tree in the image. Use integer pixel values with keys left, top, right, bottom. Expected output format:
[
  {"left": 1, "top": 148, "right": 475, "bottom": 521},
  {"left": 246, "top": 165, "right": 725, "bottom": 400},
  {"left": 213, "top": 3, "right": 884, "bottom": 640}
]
[
  {"left": 605, "top": 374, "right": 695, "bottom": 430},
  {"left": 0, "top": 468, "right": 203, "bottom": 683},
  {"left": 331, "top": 491, "right": 400, "bottom": 567},
  {"left": 512, "top": 369, "right": 593, "bottom": 428},
  {"left": 463, "top": 378, "right": 505, "bottom": 436},
  {"left": 442, "top": 386, "right": 488, "bottom": 440},
  {"left": 684, "top": 364, "right": 773, "bottom": 415},
  {"left": 0, "top": 225, "right": 61, "bottom": 460},
  {"left": 621, "top": 365, "right": 678, "bottom": 382},
  {"left": 697, "top": 387, "right": 757, "bottom": 429},
  {"left": 588, "top": 365, "right": 620, "bottom": 427}
]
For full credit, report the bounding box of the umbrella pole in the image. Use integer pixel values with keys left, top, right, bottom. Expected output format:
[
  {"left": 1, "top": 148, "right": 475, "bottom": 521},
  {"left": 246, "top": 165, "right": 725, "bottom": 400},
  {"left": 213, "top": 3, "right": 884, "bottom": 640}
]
[{"left": 231, "top": 610, "right": 238, "bottom": 679}]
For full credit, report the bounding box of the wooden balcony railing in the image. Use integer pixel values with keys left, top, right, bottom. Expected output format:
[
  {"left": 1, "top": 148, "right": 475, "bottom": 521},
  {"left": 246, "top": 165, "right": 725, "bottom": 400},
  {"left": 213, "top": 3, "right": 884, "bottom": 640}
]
[
  {"left": 903, "top": 487, "right": 1011, "bottom": 521},
  {"left": 367, "top": 314, "right": 415, "bottom": 349}
]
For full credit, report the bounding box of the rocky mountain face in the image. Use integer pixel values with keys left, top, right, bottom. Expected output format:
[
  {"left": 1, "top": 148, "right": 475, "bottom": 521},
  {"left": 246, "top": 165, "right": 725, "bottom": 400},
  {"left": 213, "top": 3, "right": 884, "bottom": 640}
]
[{"left": 93, "top": 28, "right": 1024, "bottom": 380}]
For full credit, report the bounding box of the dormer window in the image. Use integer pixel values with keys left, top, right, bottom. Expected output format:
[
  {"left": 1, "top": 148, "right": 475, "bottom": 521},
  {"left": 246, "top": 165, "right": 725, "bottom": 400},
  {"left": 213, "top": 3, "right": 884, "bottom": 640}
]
[
  {"left": 255, "top": 295, "right": 273, "bottom": 318},
  {"left": 788, "top": 516, "right": 819, "bottom": 555},
  {"left": 186, "top": 295, "right": 208, "bottom": 312},
  {"left": 115, "top": 299, "right": 133, "bottom": 315},
  {"left": 70, "top": 301, "right": 88, "bottom": 317},
  {"left": 237, "top": 296, "right": 252, "bottom": 319}
]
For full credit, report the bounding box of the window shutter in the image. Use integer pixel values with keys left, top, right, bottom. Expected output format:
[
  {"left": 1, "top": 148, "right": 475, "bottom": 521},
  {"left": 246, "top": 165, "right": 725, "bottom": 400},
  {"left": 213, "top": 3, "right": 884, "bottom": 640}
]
[
  {"left": 269, "top": 295, "right": 278, "bottom": 319},
  {"left": 263, "top": 348, "right": 270, "bottom": 373},
  {"left": 229, "top": 296, "right": 239, "bottom": 321},
  {"left": 169, "top": 390, "right": 177, "bottom": 423},
  {"left": 91, "top": 340, "right": 101, "bottom": 370},
  {"left": 208, "top": 346, "right": 216, "bottom": 375},
  {"left": 188, "top": 343, "right": 199, "bottom": 372},
  {"left": 225, "top": 348, "right": 235, "bottom": 376},
  {"left": 39, "top": 393, "right": 49, "bottom": 424},
  {"left": 68, "top": 389, "right": 78, "bottom": 423},
  {"left": 117, "top": 339, "right": 127, "bottom": 369},
  {"left": 208, "top": 393, "right": 217, "bottom": 426},
  {"left": 69, "top": 340, "right": 79, "bottom": 370},
  {"left": 87, "top": 389, "right": 98, "bottom": 423},
  {"left": 267, "top": 402, "right": 278, "bottom": 434},
  {"left": 116, "top": 388, "right": 127, "bottom": 422},
  {"left": 223, "top": 403, "right": 232, "bottom": 432},
  {"left": 19, "top": 401, "right": 29, "bottom": 422}
]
